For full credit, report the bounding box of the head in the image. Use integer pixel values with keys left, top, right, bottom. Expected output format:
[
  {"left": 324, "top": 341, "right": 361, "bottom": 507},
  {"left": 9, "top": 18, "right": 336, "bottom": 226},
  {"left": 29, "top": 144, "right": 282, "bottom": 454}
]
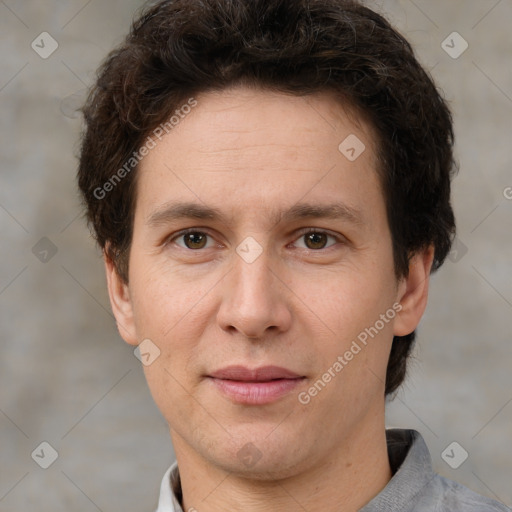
[{"left": 78, "top": 0, "right": 455, "bottom": 479}]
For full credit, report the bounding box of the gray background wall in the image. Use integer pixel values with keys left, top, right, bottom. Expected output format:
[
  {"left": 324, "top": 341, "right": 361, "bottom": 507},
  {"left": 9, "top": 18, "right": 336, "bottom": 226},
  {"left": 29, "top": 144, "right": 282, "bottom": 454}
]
[{"left": 1, "top": 1, "right": 511, "bottom": 510}]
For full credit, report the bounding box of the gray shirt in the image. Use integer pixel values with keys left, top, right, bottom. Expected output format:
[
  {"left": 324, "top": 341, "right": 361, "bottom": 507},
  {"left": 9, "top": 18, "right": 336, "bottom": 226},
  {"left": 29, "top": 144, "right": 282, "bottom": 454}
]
[{"left": 155, "top": 429, "right": 510, "bottom": 511}]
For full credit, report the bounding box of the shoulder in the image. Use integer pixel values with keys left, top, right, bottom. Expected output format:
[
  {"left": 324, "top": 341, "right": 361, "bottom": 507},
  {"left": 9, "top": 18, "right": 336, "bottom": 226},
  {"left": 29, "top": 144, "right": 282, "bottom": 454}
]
[
  {"left": 419, "top": 472, "right": 511, "bottom": 512},
  {"left": 374, "top": 429, "right": 510, "bottom": 512}
]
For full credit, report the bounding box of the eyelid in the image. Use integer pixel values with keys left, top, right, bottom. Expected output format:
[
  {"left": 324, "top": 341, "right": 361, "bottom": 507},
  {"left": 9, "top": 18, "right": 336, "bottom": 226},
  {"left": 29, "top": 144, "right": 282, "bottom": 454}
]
[
  {"left": 165, "top": 227, "right": 222, "bottom": 249},
  {"left": 290, "top": 227, "right": 345, "bottom": 249},
  {"left": 165, "top": 227, "right": 346, "bottom": 251}
]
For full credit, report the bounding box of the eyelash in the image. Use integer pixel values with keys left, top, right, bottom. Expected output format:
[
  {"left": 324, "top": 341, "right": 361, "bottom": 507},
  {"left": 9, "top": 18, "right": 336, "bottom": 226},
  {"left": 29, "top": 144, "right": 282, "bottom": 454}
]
[{"left": 166, "top": 227, "right": 344, "bottom": 251}]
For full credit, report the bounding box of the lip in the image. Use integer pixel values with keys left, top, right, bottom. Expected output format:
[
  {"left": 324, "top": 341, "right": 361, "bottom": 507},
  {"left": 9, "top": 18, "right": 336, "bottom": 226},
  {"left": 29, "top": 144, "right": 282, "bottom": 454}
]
[{"left": 207, "top": 365, "right": 305, "bottom": 405}]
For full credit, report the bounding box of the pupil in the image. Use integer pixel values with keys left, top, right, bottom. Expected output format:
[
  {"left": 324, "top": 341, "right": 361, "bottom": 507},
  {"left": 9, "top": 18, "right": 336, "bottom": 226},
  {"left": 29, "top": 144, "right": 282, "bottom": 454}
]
[
  {"left": 186, "top": 233, "right": 206, "bottom": 249},
  {"left": 306, "top": 233, "right": 326, "bottom": 249}
]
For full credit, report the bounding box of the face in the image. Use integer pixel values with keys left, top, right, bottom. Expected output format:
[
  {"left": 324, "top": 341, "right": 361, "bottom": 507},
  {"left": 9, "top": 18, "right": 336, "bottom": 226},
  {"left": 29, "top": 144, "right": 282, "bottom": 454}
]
[{"left": 107, "top": 86, "right": 429, "bottom": 480}]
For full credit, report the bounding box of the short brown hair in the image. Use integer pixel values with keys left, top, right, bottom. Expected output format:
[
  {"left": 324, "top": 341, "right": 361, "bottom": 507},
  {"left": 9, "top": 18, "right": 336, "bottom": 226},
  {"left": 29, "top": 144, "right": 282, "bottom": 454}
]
[{"left": 78, "top": 0, "right": 456, "bottom": 396}]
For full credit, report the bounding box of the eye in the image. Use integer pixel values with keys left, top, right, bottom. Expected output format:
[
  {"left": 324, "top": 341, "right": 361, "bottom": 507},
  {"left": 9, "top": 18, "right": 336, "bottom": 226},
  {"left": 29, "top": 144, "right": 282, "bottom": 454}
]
[
  {"left": 172, "top": 230, "right": 216, "bottom": 250},
  {"left": 292, "top": 230, "right": 340, "bottom": 250}
]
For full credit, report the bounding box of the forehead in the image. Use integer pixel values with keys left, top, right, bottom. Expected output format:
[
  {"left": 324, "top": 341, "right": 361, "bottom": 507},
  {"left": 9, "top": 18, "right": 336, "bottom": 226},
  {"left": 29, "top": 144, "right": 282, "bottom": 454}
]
[
  {"left": 161, "top": 86, "right": 376, "bottom": 163},
  {"left": 135, "top": 86, "right": 383, "bottom": 228}
]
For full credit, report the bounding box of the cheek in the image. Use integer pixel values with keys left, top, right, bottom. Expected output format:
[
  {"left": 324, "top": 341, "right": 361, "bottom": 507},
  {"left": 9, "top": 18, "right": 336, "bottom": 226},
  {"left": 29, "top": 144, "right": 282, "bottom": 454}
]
[
  {"left": 298, "top": 266, "right": 395, "bottom": 335},
  {"left": 296, "top": 265, "right": 397, "bottom": 391},
  {"left": 128, "top": 252, "right": 215, "bottom": 340},
  {"left": 130, "top": 265, "right": 211, "bottom": 419},
  {"left": 299, "top": 276, "right": 396, "bottom": 410},
  {"left": 141, "top": 357, "right": 208, "bottom": 444},
  {"left": 128, "top": 256, "right": 218, "bottom": 398}
]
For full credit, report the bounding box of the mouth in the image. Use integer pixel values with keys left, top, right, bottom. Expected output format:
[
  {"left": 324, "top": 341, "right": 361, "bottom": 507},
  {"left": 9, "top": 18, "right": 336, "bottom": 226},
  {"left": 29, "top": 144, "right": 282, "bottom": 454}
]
[{"left": 207, "top": 365, "right": 306, "bottom": 405}]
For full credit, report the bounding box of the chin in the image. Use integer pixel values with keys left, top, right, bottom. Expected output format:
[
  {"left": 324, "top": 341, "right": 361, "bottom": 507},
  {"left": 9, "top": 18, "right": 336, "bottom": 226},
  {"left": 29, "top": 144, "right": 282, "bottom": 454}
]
[
  {"left": 223, "top": 457, "right": 307, "bottom": 482},
  {"left": 205, "top": 436, "right": 312, "bottom": 482}
]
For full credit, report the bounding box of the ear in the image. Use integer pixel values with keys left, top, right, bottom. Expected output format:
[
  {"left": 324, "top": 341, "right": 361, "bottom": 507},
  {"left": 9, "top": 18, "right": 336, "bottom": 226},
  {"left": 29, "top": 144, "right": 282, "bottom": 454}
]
[
  {"left": 104, "top": 251, "right": 138, "bottom": 346},
  {"left": 393, "top": 246, "right": 435, "bottom": 337}
]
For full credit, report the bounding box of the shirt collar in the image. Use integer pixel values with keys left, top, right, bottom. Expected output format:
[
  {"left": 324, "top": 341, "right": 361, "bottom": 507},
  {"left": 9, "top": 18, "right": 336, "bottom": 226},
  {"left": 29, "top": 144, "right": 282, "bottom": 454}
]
[
  {"left": 156, "top": 429, "right": 430, "bottom": 512},
  {"left": 156, "top": 461, "right": 184, "bottom": 512},
  {"left": 360, "top": 429, "right": 436, "bottom": 511}
]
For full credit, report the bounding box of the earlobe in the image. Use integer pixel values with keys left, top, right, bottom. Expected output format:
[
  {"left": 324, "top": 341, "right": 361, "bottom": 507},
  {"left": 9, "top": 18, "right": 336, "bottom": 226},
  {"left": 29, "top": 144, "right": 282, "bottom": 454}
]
[
  {"left": 393, "top": 246, "right": 435, "bottom": 337},
  {"left": 104, "top": 252, "right": 139, "bottom": 346}
]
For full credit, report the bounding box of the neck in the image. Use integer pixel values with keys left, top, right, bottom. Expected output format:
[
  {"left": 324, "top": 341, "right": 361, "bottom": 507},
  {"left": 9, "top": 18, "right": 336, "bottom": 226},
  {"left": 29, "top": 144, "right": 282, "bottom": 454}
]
[{"left": 172, "top": 414, "right": 391, "bottom": 512}]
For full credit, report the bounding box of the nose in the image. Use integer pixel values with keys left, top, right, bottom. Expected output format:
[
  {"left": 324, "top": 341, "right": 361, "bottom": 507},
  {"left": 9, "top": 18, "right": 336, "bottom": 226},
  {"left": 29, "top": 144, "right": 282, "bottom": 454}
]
[{"left": 216, "top": 245, "right": 292, "bottom": 340}]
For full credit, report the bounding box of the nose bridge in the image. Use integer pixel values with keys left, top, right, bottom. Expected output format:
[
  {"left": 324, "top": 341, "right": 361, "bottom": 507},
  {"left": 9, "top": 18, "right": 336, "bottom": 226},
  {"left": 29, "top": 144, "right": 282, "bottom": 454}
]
[
  {"left": 232, "top": 242, "right": 274, "bottom": 304},
  {"left": 217, "top": 240, "right": 291, "bottom": 338}
]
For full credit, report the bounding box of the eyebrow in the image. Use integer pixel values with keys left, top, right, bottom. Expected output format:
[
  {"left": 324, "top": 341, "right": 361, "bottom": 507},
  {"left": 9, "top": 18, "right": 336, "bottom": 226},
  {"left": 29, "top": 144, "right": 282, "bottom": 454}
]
[
  {"left": 279, "top": 203, "right": 363, "bottom": 225},
  {"left": 146, "top": 201, "right": 363, "bottom": 228},
  {"left": 147, "top": 202, "right": 228, "bottom": 227}
]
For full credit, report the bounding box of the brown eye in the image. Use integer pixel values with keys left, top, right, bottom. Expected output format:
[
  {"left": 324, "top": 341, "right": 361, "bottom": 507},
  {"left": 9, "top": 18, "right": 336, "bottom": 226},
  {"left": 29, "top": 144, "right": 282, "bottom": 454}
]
[
  {"left": 304, "top": 232, "right": 328, "bottom": 249},
  {"left": 183, "top": 232, "right": 208, "bottom": 249}
]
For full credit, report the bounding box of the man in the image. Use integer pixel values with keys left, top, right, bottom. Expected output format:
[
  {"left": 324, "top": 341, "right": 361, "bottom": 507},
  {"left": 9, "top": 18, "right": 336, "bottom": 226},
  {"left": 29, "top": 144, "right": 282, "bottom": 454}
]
[{"left": 77, "top": 0, "right": 510, "bottom": 510}]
